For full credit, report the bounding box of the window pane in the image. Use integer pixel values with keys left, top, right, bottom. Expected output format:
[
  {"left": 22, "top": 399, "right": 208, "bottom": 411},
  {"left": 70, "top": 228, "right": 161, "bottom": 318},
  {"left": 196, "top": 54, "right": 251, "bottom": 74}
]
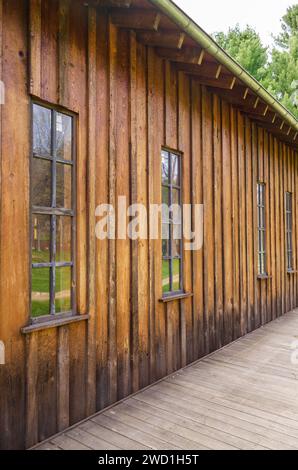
[
  {"left": 33, "top": 104, "right": 52, "bottom": 157},
  {"left": 172, "top": 237, "right": 181, "bottom": 258},
  {"left": 172, "top": 189, "right": 181, "bottom": 224},
  {"left": 172, "top": 259, "right": 181, "bottom": 291},
  {"left": 260, "top": 185, "right": 265, "bottom": 205},
  {"left": 162, "top": 186, "right": 170, "bottom": 222},
  {"left": 171, "top": 154, "right": 180, "bottom": 186},
  {"left": 57, "top": 163, "right": 72, "bottom": 209},
  {"left": 32, "top": 215, "right": 51, "bottom": 263},
  {"left": 32, "top": 158, "right": 52, "bottom": 207},
  {"left": 172, "top": 223, "right": 182, "bottom": 245},
  {"left": 162, "top": 151, "right": 169, "bottom": 185},
  {"left": 162, "top": 260, "right": 171, "bottom": 294},
  {"left": 162, "top": 224, "right": 170, "bottom": 257},
  {"left": 56, "top": 217, "right": 72, "bottom": 262},
  {"left": 55, "top": 267, "right": 72, "bottom": 313},
  {"left": 31, "top": 268, "right": 51, "bottom": 317},
  {"left": 56, "top": 113, "right": 72, "bottom": 161}
]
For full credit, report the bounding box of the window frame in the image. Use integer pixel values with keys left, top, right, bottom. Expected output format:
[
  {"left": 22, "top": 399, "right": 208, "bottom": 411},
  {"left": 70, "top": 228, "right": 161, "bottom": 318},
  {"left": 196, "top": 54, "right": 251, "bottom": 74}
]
[
  {"left": 30, "top": 100, "right": 77, "bottom": 324},
  {"left": 285, "top": 191, "right": 294, "bottom": 272},
  {"left": 161, "top": 147, "right": 184, "bottom": 298},
  {"left": 257, "top": 182, "right": 267, "bottom": 277}
]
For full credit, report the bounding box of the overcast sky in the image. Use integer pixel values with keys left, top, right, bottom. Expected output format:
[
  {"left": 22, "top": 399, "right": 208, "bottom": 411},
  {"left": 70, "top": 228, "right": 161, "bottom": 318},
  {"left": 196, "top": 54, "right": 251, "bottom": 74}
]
[{"left": 174, "top": 0, "right": 295, "bottom": 48}]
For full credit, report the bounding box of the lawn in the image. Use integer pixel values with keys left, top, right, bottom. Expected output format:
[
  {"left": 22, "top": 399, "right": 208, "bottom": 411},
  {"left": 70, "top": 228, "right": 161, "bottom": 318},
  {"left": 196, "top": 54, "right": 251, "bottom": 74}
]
[
  {"left": 162, "top": 258, "right": 181, "bottom": 293},
  {"left": 32, "top": 265, "right": 71, "bottom": 317}
]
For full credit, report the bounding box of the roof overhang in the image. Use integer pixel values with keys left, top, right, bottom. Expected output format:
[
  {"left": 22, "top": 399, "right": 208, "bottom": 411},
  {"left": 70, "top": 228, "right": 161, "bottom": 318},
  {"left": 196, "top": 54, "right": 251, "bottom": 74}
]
[{"left": 93, "top": 0, "right": 298, "bottom": 147}]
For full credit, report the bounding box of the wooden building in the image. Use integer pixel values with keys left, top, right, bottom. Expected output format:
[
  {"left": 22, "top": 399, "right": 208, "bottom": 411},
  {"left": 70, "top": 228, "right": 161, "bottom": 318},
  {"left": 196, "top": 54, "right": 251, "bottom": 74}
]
[{"left": 0, "top": 0, "right": 298, "bottom": 450}]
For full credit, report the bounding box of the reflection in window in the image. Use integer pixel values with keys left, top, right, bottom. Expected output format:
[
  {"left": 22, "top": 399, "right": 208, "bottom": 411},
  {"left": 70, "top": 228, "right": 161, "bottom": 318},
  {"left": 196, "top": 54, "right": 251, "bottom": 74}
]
[
  {"left": 257, "top": 183, "right": 266, "bottom": 276},
  {"left": 286, "top": 192, "right": 293, "bottom": 271},
  {"left": 161, "top": 149, "right": 183, "bottom": 295},
  {"left": 31, "top": 103, "right": 75, "bottom": 318}
]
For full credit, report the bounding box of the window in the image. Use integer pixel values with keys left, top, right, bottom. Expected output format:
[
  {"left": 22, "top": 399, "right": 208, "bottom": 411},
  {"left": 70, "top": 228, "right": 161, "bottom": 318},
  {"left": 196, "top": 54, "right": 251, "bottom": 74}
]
[
  {"left": 161, "top": 149, "right": 183, "bottom": 296},
  {"left": 31, "top": 103, "right": 75, "bottom": 319},
  {"left": 257, "top": 183, "right": 267, "bottom": 276},
  {"left": 285, "top": 192, "right": 293, "bottom": 271}
]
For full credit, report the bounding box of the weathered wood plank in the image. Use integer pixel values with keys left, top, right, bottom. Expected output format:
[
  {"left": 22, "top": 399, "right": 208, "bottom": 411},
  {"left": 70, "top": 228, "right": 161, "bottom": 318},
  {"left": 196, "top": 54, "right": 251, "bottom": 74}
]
[
  {"left": 0, "top": 0, "right": 29, "bottom": 449},
  {"left": 115, "top": 28, "right": 131, "bottom": 400},
  {"left": 29, "top": 0, "right": 41, "bottom": 96},
  {"left": 190, "top": 81, "right": 204, "bottom": 359},
  {"left": 57, "top": 326, "right": 69, "bottom": 432},
  {"left": 40, "top": 0, "right": 59, "bottom": 102},
  {"left": 202, "top": 86, "right": 215, "bottom": 353},
  {"left": 230, "top": 107, "right": 240, "bottom": 339},
  {"left": 238, "top": 111, "right": 247, "bottom": 336},
  {"left": 222, "top": 101, "right": 233, "bottom": 345},
  {"left": 178, "top": 71, "right": 192, "bottom": 365},
  {"left": 147, "top": 47, "right": 165, "bottom": 381},
  {"left": 25, "top": 333, "right": 38, "bottom": 448},
  {"left": 107, "top": 22, "right": 118, "bottom": 405},
  {"left": 86, "top": 5, "right": 97, "bottom": 417},
  {"left": 96, "top": 9, "right": 109, "bottom": 411},
  {"left": 213, "top": 95, "right": 223, "bottom": 350}
]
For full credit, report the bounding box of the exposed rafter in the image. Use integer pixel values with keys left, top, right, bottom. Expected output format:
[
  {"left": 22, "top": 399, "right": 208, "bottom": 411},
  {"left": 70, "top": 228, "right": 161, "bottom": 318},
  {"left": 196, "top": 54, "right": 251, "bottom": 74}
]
[
  {"left": 137, "top": 30, "right": 185, "bottom": 49},
  {"left": 110, "top": 8, "right": 161, "bottom": 31},
  {"left": 155, "top": 47, "right": 205, "bottom": 65},
  {"left": 91, "top": 0, "right": 131, "bottom": 7},
  {"left": 191, "top": 75, "right": 237, "bottom": 90}
]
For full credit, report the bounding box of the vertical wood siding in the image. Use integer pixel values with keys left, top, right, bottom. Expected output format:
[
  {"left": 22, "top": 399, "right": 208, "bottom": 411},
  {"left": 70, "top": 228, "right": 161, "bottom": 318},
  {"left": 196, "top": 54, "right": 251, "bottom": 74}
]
[{"left": 0, "top": 1, "right": 298, "bottom": 449}]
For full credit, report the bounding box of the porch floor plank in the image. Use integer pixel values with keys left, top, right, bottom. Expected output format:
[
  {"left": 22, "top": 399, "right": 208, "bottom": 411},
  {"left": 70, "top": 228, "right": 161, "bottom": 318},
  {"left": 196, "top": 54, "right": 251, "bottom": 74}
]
[{"left": 34, "top": 310, "right": 298, "bottom": 450}]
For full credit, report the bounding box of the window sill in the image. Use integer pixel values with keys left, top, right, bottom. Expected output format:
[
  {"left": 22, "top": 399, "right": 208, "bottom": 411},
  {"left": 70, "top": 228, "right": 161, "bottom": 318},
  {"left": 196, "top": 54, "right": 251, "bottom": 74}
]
[
  {"left": 257, "top": 274, "right": 272, "bottom": 280},
  {"left": 21, "top": 314, "right": 89, "bottom": 334},
  {"left": 159, "top": 292, "right": 193, "bottom": 303}
]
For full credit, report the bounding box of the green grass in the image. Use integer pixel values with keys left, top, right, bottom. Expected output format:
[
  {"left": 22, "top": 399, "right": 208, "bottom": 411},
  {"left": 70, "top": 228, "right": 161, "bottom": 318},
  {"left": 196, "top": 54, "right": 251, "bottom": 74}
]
[
  {"left": 162, "top": 259, "right": 181, "bottom": 294},
  {"left": 32, "top": 249, "right": 50, "bottom": 264},
  {"left": 32, "top": 249, "right": 71, "bottom": 264},
  {"left": 32, "top": 266, "right": 71, "bottom": 317}
]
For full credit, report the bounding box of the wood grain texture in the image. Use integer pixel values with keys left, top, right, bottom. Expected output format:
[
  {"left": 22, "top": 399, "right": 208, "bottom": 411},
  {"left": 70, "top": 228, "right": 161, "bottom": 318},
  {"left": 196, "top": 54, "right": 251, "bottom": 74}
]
[{"left": 29, "top": 0, "right": 41, "bottom": 96}]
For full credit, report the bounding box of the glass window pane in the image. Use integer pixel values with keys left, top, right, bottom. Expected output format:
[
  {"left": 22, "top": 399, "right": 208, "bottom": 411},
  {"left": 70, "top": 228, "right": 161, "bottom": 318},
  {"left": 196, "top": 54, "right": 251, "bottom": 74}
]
[
  {"left": 162, "top": 260, "right": 171, "bottom": 294},
  {"left": 172, "top": 188, "right": 180, "bottom": 205},
  {"left": 33, "top": 104, "right": 52, "bottom": 157},
  {"left": 56, "top": 217, "right": 72, "bottom": 262},
  {"left": 162, "top": 151, "right": 169, "bottom": 185},
  {"left": 261, "top": 185, "right": 265, "bottom": 205},
  {"left": 172, "top": 259, "right": 181, "bottom": 292},
  {"left": 172, "top": 189, "right": 181, "bottom": 224},
  {"left": 57, "top": 163, "right": 72, "bottom": 209},
  {"left": 32, "top": 158, "right": 52, "bottom": 207},
  {"left": 32, "top": 215, "right": 51, "bottom": 263},
  {"left": 172, "top": 237, "right": 181, "bottom": 258},
  {"left": 55, "top": 267, "right": 72, "bottom": 313},
  {"left": 56, "top": 113, "right": 72, "bottom": 161},
  {"left": 171, "top": 154, "right": 180, "bottom": 186},
  {"left": 172, "top": 223, "right": 182, "bottom": 244},
  {"left": 31, "top": 268, "right": 51, "bottom": 317},
  {"left": 162, "top": 186, "right": 170, "bottom": 222},
  {"left": 162, "top": 224, "right": 170, "bottom": 257}
]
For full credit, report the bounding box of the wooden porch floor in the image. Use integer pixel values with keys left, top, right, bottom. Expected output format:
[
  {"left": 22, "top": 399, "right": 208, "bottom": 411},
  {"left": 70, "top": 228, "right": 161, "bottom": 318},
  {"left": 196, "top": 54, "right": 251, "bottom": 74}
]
[{"left": 35, "top": 311, "right": 298, "bottom": 450}]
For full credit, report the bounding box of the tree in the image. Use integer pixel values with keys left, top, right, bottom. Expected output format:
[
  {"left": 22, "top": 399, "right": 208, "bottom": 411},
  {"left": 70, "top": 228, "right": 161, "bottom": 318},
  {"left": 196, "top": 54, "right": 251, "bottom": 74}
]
[
  {"left": 265, "top": 4, "right": 298, "bottom": 117},
  {"left": 213, "top": 25, "right": 268, "bottom": 82},
  {"left": 213, "top": 5, "right": 298, "bottom": 119},
  {"left": 275, "top": 4, "right": 298, "bottom": 49}
]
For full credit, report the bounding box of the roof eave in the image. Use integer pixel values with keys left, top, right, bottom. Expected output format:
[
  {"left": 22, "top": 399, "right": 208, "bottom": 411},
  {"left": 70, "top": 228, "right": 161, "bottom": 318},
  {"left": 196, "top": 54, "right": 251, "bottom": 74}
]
[{"left": 148, "top": 0, "right": 298, "bottom": 135}]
